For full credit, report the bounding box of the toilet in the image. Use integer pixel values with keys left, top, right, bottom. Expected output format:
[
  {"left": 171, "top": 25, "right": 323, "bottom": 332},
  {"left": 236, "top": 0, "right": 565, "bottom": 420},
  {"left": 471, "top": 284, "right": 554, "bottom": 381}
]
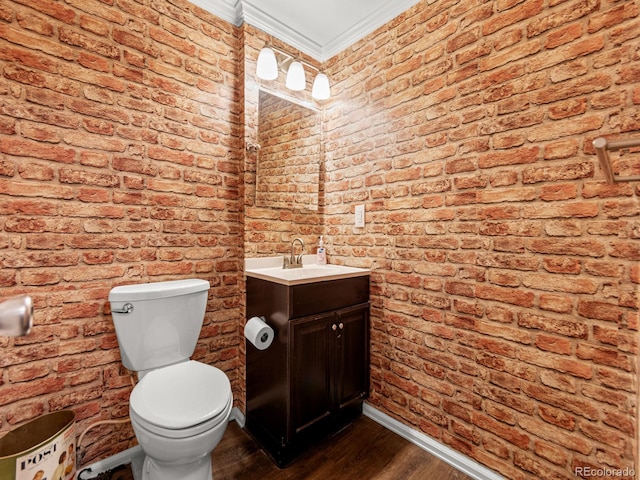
[{"left": 109, "top": 279, "right": 232, "bottom": 480}]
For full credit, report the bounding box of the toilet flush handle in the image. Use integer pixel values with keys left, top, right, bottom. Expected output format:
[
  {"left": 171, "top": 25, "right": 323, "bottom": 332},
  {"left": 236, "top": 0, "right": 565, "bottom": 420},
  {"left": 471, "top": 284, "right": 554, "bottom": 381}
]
[{"left": 112, "top": 303, "right": 134, "bottom": 314}]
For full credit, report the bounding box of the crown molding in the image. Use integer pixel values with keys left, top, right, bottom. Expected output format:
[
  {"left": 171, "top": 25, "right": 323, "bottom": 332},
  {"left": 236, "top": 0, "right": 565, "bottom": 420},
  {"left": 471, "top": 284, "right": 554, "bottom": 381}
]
[
  {"left": 187, "top": 0, "right": 422, "bottom": 62},
  {"left": 188, "top": 0, "right": 243, "bottom": 26},
  {"left": 242, "top": 1, "right": 323, "bottom": 59},
  {"left": 321, "top": 0, "right": 421, "bottom": 60}
]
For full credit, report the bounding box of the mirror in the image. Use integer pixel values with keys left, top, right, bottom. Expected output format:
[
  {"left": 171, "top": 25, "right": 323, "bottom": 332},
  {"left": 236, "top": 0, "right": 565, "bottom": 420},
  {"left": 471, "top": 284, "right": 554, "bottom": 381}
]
[{"left": 255, "top": 90, "right": 321, "bottom": 211}]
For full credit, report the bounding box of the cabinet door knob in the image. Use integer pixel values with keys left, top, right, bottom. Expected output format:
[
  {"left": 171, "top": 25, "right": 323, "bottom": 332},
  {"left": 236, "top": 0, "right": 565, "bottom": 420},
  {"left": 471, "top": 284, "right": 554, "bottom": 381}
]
[
  {"left": 332, "top": 324, "right": 337, "bottom": 331},
  {"left": 339, "top": 323, "right": 344, "bottom": 330}
]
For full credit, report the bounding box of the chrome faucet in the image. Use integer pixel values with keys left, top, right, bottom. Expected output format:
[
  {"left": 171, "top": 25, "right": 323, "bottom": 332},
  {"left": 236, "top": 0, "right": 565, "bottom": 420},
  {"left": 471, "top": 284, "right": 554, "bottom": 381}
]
[{"left": 283, "top": 238, "right": 305, "bottom": 269}]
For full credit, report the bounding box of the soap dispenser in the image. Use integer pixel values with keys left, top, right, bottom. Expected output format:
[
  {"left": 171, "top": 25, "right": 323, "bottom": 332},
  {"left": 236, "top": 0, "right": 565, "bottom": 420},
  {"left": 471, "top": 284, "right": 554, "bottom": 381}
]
[{"left": 316, "top": 236, "right": 327, "bottom": 265}]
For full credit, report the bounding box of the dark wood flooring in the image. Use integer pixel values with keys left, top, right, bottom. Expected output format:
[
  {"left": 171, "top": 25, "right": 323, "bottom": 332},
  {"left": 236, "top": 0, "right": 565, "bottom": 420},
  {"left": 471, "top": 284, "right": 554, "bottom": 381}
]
[
  {"left": 214, "top": 416, "right": 471, "bottom": 480},
  {"left": 87, "top": 416, "right": 471, "bottom": 480}
]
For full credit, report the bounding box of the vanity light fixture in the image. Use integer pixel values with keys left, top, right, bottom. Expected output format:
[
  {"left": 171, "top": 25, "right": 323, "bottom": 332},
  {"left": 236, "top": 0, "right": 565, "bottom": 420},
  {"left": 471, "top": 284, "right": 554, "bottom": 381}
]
[
  {"left": 311, "top": 73, "right": 331, "bottom": 101},
  {"left": 256, "top": 47, "right": 278, "bottom": 81},
  {"left": 256, "top": 46, "right": 331, "bottom": 100},
  {"left": 285, "top": 61, "right": 306, "bottom": 91}
]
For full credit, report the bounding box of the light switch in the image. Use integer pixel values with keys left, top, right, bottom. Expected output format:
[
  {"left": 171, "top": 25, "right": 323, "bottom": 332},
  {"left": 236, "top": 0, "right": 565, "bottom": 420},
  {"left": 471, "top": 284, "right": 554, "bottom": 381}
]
[{"left": 355, "top": 204, "right": 365, "bottom": 227}]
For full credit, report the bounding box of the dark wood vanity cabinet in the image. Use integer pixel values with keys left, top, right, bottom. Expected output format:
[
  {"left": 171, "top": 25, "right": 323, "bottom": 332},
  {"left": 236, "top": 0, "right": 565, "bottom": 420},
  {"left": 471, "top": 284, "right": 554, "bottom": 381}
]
[
  {"left": 246, "top": 275, "right": 370, "bottom": 467},
  {"left": 291, "top": 303, "right": 370, "bottom": 436}
]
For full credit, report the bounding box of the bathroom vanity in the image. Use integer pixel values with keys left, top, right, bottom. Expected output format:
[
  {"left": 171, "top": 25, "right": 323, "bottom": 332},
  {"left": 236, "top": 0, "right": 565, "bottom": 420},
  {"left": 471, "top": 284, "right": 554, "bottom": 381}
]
[{"left": 245, "top": 259, "right": 370, "bottom": 467}]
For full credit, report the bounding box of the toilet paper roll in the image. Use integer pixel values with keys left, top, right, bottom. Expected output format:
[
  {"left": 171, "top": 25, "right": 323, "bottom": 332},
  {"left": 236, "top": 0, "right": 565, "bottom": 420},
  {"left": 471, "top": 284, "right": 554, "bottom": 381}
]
[{"left": 244, "top": 316, "right": 274, "bottom": 350}]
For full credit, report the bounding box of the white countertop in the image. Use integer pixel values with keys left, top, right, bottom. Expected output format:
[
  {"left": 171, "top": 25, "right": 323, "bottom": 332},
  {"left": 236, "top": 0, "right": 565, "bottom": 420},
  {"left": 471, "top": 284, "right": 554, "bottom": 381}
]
[{"left": 245, "top": 256, "right": 370, "bottom": 286}]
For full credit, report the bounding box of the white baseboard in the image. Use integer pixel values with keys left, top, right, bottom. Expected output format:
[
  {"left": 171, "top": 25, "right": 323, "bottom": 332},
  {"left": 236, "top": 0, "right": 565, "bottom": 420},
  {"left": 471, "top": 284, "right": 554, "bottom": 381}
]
[
  {"left": 363, "top": 403, "right": 504, "bottom": 480},
  {"left": 79, "top": 405, "right": 500, "bottom": 480},
  {"left": 230, "top": 406, "right": 246, "bottom": 428}
]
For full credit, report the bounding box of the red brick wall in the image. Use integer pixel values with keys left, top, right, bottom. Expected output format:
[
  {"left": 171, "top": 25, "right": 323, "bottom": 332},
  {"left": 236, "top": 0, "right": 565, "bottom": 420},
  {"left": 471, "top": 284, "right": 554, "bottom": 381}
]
[
  {"left": 0, "top": 0, "right": 242, "bottom": 465},
  {"left": 324, "top": 1, "right": 639, "bottom": 479},
  {"left": 2, "top": 0, "right": 639, "bottom": 476}
]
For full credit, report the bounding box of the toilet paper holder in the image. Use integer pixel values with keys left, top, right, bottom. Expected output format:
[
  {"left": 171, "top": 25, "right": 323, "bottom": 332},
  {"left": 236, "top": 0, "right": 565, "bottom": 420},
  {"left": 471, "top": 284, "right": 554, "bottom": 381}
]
[
  {"left": 244, "top": 316, "right": 274, "bottom": 351},
  {"left": 254, "top": 316, "right": 270, "bottom": 342}
]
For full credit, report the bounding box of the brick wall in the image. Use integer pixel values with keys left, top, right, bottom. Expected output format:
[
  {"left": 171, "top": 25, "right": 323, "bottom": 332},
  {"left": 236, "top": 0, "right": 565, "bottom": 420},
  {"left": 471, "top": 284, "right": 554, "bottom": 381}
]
[
  {"left": 324, "top": 1, "right": 639, "bottom": 479},
  {"left": 2, "top": 0, "right": 639, "bottom": 476},
  {"left": 0, "top": 0, "right": 242, "bottom": 465}
]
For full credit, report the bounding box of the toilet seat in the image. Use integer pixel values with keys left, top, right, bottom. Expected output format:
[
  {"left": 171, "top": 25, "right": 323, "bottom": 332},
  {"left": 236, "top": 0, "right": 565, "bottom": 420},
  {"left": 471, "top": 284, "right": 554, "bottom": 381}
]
[
  {"left": 130, "top": 394, "right": 232, "bottom": 440},
  {"left": 130, "top": 361, "right": 232, "bottom": 438}
]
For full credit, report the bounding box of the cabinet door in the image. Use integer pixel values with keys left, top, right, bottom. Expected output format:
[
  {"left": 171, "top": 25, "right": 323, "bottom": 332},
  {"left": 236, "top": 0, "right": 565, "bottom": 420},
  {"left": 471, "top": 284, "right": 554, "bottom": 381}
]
[
  {"left": 335, "top": 304, "right": 370, "bottom": 411},
  {"left": 290, "top": 312, "right": 333, "bottom": 436}
]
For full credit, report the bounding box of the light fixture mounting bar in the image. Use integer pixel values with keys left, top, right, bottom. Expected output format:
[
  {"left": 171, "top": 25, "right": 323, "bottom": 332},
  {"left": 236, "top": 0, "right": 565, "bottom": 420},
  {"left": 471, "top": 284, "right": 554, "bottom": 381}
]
[{"left": 265, "top": 45, "right": 322, "bottom": 74}]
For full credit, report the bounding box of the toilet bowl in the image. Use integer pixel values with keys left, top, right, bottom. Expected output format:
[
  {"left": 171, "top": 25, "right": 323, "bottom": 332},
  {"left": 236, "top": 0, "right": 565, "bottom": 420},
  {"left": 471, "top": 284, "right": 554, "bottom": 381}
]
[
  {"left": 108, "top": 280, "right": 233, "bottom": 480},
  {"left": 130, "top": 361, "right": 232, "bottom": 480}
]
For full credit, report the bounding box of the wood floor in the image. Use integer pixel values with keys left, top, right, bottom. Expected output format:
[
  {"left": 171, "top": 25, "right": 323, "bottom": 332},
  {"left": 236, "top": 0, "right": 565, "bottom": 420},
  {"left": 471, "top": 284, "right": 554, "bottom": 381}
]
[
  {"left": 213, "top": 416, "right": 471, "bottom": 480},
  {"left": 90, "top": 415, "right": 471, "bottom": 480}
]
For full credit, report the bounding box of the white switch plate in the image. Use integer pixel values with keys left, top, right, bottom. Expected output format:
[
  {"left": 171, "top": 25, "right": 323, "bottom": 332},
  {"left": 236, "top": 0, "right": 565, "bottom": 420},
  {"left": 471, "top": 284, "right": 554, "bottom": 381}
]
[{"left": 355, "top": 204, "right": 365, "bottom": 227}]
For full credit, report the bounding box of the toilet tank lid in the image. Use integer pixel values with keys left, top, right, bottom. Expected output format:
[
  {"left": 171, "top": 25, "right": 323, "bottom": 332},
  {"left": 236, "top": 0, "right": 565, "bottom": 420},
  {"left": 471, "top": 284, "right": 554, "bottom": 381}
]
[{"left": 109, "top": 279, "right": 210, "bottom": 302}]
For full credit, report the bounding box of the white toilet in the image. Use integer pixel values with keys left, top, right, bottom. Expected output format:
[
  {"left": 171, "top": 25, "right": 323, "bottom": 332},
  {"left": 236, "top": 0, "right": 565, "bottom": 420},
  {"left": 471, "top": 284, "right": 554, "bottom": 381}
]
[{"left": 109, "top": 279, "right": 232, "bottom": 480}]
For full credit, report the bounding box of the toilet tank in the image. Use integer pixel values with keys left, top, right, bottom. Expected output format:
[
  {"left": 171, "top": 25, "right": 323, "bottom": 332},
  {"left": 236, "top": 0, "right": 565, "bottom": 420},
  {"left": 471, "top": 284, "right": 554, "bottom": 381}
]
[{"left": 108, "top": 279, "right": 210, "bottom": 372}]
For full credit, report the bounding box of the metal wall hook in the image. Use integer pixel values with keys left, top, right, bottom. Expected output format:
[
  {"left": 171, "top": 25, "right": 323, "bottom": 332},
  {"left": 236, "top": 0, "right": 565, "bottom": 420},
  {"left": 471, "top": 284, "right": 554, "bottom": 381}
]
[{"left": 0, "top": 295, "right": 33, "bottom": 337}]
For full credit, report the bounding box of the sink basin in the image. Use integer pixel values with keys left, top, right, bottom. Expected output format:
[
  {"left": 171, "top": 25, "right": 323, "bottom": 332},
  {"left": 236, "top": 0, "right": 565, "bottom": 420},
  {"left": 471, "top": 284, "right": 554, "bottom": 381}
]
[{"left": 245, "top": 257, "right": 370, "bottom": 286}]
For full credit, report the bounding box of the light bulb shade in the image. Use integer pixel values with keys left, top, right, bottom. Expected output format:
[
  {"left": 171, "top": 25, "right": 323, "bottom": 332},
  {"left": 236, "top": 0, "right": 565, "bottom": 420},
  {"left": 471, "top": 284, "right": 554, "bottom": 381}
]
[
  {"left": 312, "top": 73, "right": 331, "bottom": 100},
  {"left": 256, "top": 47, "right": 278, "bottom": 80},
  {"left": 285, "top": 61, "right": 306, "bottom": 91}
]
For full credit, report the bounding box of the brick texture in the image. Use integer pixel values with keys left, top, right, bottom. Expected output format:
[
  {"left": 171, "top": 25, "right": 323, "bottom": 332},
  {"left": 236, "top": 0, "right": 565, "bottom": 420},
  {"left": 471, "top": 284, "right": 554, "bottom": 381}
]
[
  {"left": 0, "top": 0, "right": 242, "bottom": 466},
  {"left": 323, "top": 1, "right": 639, "bottom": 479},
  {"left": 2, "top": 0, "right": 640, "bottom": 478}
]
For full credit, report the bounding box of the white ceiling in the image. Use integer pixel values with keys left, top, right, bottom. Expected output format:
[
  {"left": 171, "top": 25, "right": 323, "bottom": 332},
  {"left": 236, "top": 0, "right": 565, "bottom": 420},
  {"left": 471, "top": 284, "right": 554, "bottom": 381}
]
[{"left": 188, "top": 0, "right": 422, "bottom": 61}]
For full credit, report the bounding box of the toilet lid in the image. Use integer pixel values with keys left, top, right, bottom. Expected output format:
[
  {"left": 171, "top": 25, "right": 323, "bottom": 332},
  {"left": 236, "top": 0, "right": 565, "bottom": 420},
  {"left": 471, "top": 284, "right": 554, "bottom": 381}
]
[{"left": 130, "top": 361, "right": 231, "bottom": 430}]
